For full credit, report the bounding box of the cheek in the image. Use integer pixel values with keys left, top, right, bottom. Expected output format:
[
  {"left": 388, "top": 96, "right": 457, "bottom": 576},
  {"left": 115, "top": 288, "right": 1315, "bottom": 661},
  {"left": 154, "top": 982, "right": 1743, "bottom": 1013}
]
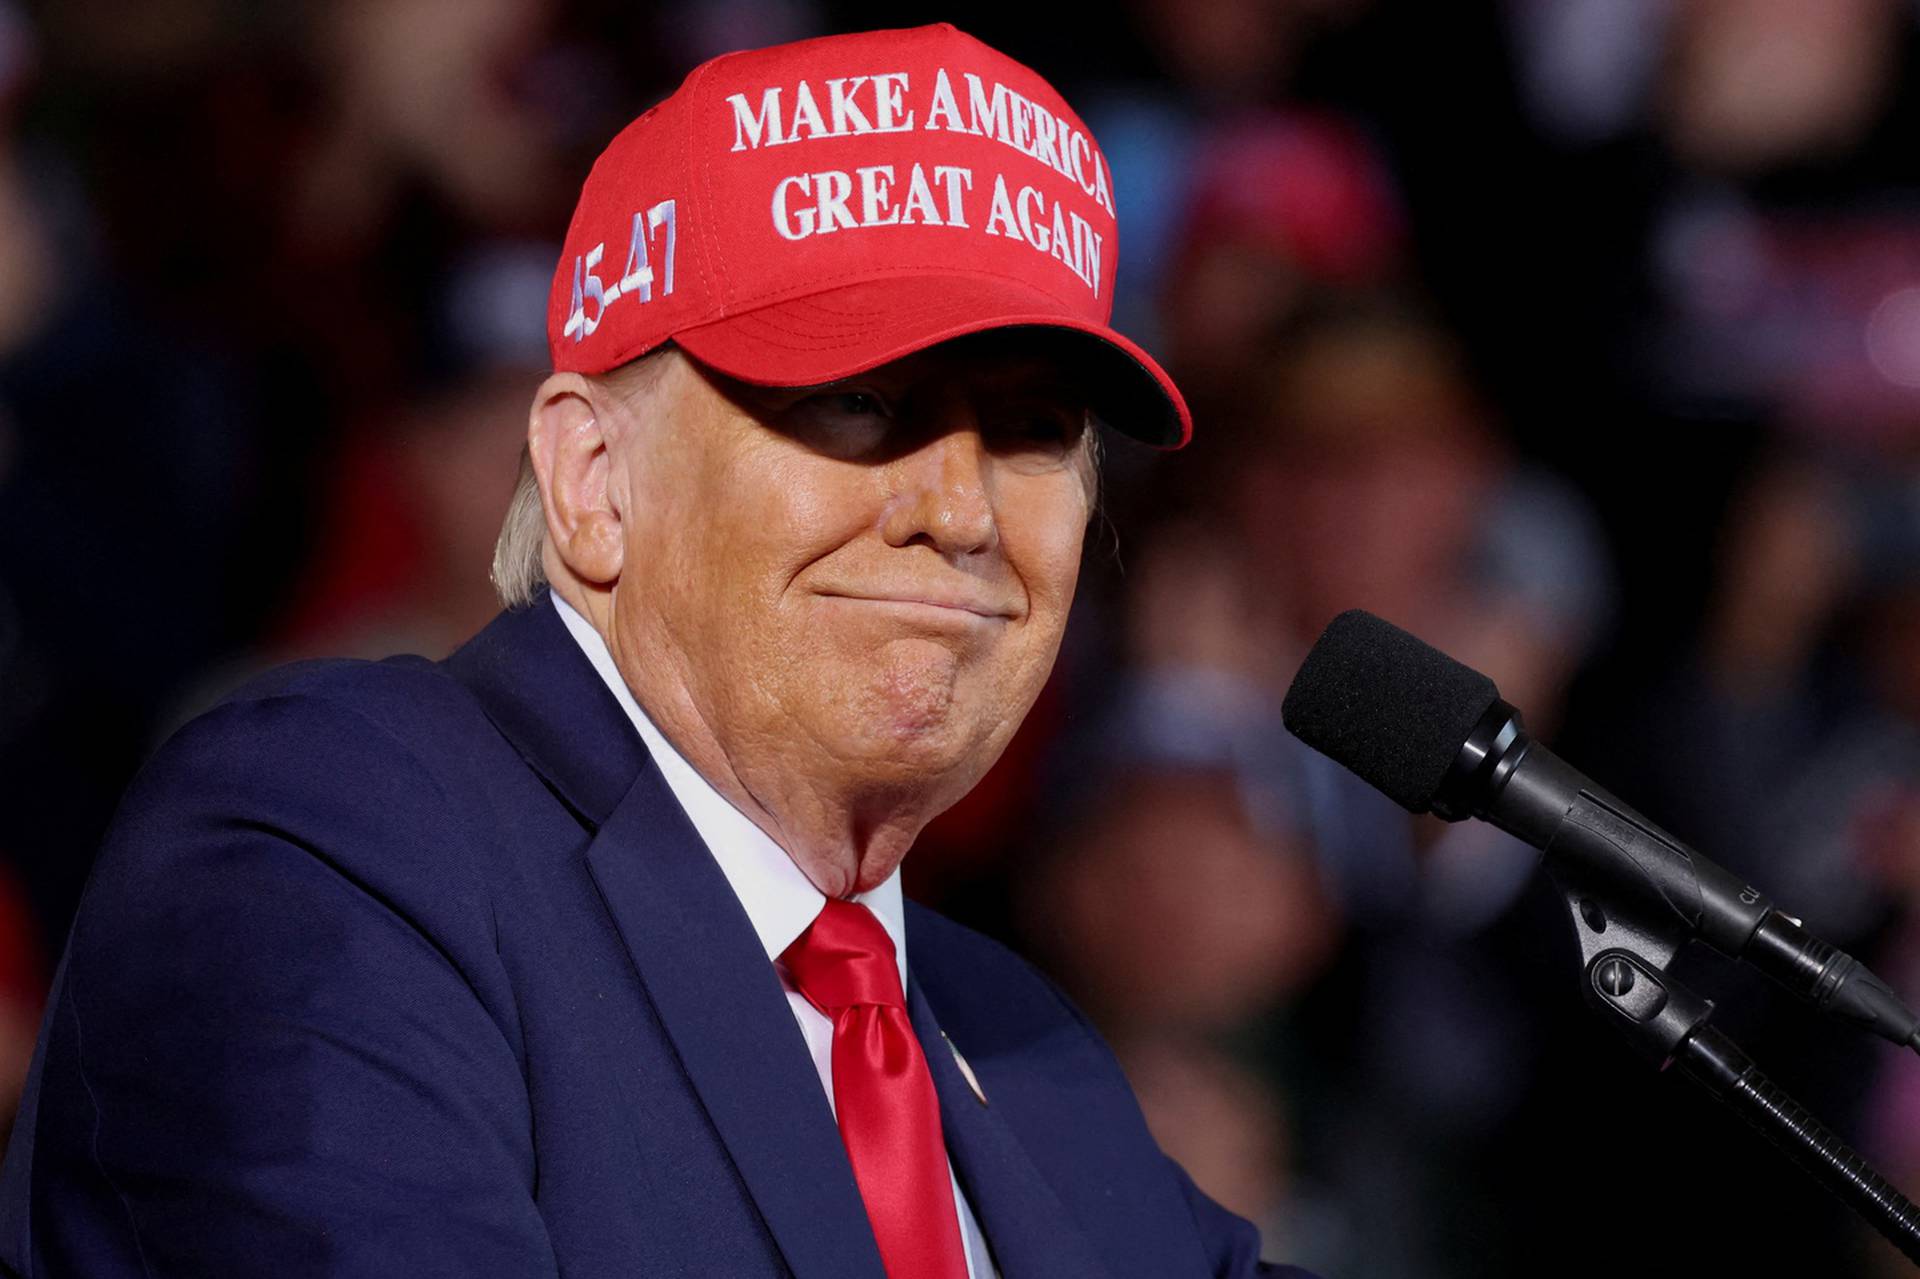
[
  {"left": 645, "top": 446, "right": 868, "bottom": 619},
  {"left": 734, "top": 449, "right": 876, "bottom": 578},
  {"left": 1003, "top": 479, "right": 1091, "bottom": 624}
]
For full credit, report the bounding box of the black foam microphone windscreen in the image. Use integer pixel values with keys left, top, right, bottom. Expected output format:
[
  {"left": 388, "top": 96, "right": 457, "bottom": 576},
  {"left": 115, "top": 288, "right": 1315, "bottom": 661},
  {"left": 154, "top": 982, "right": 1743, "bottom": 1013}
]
[{"left": 1281, "top": 609, "right": 1502, "bottom": 813}]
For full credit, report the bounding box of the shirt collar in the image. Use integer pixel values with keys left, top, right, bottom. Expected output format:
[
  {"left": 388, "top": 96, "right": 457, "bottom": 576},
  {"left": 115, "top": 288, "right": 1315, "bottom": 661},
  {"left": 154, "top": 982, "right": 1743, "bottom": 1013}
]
[{"left": 550, "top": 592, "right": 907, "bottom": 985}]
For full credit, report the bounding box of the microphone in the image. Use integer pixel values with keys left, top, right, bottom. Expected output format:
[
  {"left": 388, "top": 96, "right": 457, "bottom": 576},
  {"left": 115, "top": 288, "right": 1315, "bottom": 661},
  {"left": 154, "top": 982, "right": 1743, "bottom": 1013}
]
[{"left": 1281, "top": 608, "right": 1920, "bottom": 1051}]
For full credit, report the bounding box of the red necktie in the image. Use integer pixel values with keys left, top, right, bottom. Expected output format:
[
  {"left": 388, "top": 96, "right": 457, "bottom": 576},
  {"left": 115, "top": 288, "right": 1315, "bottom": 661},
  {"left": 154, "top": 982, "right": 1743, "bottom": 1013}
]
[{"left": 782, "top": 899, "right": 971, "bottom": 1279}]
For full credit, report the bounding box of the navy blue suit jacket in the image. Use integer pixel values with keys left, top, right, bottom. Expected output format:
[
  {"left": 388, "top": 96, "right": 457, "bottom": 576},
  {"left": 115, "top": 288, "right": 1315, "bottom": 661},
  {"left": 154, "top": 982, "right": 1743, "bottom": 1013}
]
[{"left": 0, "top": 596, "right": 1313, "bottom": 1277}]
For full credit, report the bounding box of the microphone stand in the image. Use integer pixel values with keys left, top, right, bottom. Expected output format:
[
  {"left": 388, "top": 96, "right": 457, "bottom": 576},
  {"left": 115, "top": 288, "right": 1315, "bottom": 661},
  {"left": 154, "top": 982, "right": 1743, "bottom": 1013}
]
[{"left": 1541, "top": 852, "right": 1920, "bottom": 1265}]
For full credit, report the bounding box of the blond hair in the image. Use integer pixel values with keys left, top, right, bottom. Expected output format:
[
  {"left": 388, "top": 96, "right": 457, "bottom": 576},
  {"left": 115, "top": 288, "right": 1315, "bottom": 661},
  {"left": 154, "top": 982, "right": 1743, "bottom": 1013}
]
[{"left": 489, "top": 446, "right": 551, "bottom": 609}]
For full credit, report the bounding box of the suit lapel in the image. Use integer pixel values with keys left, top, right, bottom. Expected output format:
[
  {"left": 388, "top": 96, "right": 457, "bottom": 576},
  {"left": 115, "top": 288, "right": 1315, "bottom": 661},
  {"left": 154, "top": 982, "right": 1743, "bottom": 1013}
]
[
  {"left": 588, "top": 768, "right": 888, "bottom": 1279},
  {"left": 446, "top": 598, "right": 887, "bottom": 1279},
  {"left": 908, "top": 984, "right": 1112, "bottom": 1279}
]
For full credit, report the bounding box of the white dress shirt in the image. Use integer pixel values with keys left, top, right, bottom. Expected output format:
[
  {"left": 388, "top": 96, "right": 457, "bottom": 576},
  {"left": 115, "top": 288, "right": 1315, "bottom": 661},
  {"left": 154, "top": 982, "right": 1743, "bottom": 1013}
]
[{"left": 552, "top": 594, "right": 995, "bottom": 1278}]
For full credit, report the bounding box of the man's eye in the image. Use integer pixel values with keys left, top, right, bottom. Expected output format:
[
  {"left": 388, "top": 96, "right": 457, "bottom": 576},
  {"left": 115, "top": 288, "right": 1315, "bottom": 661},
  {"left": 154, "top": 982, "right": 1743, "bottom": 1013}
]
[
  {"left": 1017, "top": 415, "right": 1074, "bottom": 443},
  {"left": 992, "top": 407, "right": 1085, "bottom": 464},
  {"left": 795, "top": 388, "right": 891, "bottom": 421},
  {"left": 783, "top": 387, "right": 895, "bottom": 457},
  {"left": 832, "top": 391, "right": 887, "bottom": 416}
]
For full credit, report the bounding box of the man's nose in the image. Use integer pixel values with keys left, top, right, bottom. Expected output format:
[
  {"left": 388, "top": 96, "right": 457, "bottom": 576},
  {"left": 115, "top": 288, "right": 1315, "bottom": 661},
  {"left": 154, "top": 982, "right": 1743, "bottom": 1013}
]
[{"left": 881, "top": 428, "right": 999, "bottom": 557}]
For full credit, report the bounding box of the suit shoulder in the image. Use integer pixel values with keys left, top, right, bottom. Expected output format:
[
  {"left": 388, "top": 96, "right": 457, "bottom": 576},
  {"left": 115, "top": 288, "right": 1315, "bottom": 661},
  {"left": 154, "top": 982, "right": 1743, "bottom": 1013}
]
[
  {"left": 904, "top": 901, "right": 1040, "bottom": 980},
  {"left": 151, "top": 653, "right": 510, "bottom": 801},
  {"left": 212, "top": 653, "right": 486, "bottom": 750},
  {"left": 105, "top": 654, "right": 522, "bottom": 907},
  {"left": 905, "top": 902, "right": 1102, "bottom": 1043}
]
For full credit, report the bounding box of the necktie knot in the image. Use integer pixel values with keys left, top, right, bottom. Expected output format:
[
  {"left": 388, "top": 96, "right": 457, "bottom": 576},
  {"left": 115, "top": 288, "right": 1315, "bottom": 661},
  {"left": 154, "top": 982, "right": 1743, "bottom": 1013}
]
[{"left": 782, "top": 898, "right": 905, "bottom": 1015}]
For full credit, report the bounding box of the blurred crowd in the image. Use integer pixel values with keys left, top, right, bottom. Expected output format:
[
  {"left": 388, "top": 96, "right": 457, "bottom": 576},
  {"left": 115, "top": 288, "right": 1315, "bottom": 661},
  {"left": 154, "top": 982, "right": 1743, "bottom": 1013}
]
[{"left": 5, "top": 0, "right": 1920, "bottom": 1274}]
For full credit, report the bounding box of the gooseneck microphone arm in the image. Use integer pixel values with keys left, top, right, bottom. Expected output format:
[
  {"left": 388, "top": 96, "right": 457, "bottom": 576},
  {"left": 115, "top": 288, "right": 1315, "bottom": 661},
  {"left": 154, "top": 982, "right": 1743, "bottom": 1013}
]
[
  {"left": 1469, "top": 704, "right": 1920, "bottom": 1263},
  {"left": 1283, "top": 609, "right": 1920, "bottom": 1266},
  {"left": 1442, "top": 697, "right": 1920, "bottom": 1049}
]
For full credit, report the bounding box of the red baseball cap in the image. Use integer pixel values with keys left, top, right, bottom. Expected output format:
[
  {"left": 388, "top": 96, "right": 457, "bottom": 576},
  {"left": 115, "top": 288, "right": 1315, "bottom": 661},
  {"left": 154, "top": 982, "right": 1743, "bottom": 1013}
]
[{"left": 547, "top": 23, "right": 1192, "bottom": 447}]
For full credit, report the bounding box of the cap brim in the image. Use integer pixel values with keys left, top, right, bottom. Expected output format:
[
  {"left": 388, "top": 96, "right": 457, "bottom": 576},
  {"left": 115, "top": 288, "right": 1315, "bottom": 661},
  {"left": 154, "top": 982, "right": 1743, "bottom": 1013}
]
[{"left": 670, "top": 274, "right": 1191, "bottom": 448}]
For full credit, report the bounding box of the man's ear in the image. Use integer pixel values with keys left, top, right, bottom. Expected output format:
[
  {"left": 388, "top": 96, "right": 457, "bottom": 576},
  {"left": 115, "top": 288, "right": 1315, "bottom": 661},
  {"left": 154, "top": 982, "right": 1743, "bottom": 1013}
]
[{"left": 527, "top": 372, "right": 624, "bottom": 586}]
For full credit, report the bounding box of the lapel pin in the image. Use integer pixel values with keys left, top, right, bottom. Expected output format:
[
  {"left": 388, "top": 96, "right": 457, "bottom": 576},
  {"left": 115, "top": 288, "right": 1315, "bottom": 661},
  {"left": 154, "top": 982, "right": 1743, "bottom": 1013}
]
[{"left": 943, "top": 1032, "right": 989, "bottom": 1107}]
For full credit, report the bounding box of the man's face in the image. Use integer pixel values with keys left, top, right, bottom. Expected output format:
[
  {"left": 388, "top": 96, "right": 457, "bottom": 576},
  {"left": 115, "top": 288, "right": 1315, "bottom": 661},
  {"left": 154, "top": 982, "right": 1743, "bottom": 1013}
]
[{"left": 603, "top": 336, "right": 1096, "bottom": 839}]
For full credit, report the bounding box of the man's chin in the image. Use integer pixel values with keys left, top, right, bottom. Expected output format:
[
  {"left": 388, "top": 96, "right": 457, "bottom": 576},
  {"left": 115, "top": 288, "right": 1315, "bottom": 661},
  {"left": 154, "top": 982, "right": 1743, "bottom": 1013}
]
[
  {"left": 838, "top": 721, "right": 979, "bottom": 780},
  {"left": 817, "top": 714, "right": 997, "bottom": 805},
  {"left": 799, "top": 642, "right": 1031, "bottom": 795},
  {"left": 843, "top": 637, "right": 964, "bottom": 737}
]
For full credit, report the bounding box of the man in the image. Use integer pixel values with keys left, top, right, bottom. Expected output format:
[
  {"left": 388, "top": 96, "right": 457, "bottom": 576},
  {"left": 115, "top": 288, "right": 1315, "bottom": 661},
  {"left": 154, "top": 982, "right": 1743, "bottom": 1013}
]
[{"left": 0, "top": 24, "right": 1316, "bottom": 1277}]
